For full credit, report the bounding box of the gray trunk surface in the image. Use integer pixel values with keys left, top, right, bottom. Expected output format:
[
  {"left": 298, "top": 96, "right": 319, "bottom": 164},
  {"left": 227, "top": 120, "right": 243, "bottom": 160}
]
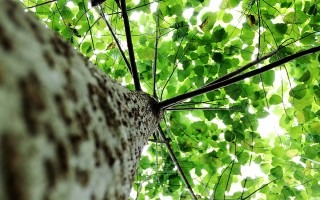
[{"left": 0, "top": 0, "right": 161, "bottom": 199}]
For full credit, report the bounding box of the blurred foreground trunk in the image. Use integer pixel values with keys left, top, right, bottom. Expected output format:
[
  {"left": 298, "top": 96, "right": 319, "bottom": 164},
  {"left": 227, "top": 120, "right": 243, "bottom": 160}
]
[{"left": 0, "top": 0, "right": 161, "bottom": 199}]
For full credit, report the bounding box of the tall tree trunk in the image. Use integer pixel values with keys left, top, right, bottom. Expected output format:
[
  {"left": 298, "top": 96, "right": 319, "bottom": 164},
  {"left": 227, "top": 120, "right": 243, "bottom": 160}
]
[{"left": 0, "top": 0, "right": 161, "bottom": 199}]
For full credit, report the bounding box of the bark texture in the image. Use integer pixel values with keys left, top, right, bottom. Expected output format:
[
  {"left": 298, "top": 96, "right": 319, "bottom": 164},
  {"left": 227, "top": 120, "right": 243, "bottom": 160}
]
[{"left": 0, "top": 0, "right": 161, "bottom": 199}]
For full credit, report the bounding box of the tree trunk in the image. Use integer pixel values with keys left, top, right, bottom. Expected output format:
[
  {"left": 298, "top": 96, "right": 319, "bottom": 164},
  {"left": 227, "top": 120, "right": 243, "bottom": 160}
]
[{"left": 0, "top": 0, "right": 161, "bottom": 199}]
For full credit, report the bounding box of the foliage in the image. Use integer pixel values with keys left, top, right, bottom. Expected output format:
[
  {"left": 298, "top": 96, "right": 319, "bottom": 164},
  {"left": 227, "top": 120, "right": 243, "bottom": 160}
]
[{"left": 22, "top": 0, "right": 320, "bottom": 199}]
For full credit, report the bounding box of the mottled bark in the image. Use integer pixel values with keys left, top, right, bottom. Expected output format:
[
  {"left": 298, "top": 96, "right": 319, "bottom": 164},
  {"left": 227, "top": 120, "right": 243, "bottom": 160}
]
[{"left": 0, "top": 0, "right": 161, "bottom": 199}]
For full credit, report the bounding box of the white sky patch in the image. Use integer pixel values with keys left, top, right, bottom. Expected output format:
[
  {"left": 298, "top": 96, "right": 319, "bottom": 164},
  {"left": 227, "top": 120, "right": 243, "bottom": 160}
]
[
  {"left": 187, "top": 113, "right": 201, "bottom": 122},
  {"left": 211, "top": 118, "right": 227, "bottom": 129},
  {"left": 66, "top": 1, "right": 75, "bottom": 8},
  {"left": 130, "top": 11, "right": 142, "bottom": 21},
  {"left": 227, "top": 1, "right": 245, "bottom": 27},
  {"left": 257, "top": 110, "right": 283, "bottom": 138},
  {"left": 241, "top": 163, "right": 266, "bottom": 179},
  {"left": 183, "top": 8, "right": 194, "bottom": 20},
  {"left": 150, "top": 2, "right": 158, "bottom": 13},
  {"left": 208, "top": 0, "right": 223, "bottom": 12},
  {"left": 132, "top": 0, "right": 140, "bottom": 5}
]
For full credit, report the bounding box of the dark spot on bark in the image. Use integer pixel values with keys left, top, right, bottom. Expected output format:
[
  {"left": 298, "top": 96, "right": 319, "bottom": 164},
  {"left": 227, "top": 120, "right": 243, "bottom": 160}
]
[
  {"left": 102, "top": 144, "right": 116, "bottom": 166},
  {"left": 92, "top": 105, "right": 97, "bottom": 111},
  {"left": 50, "top": 34, "right": 72, "bottom": 62},
  {"left": 132, "top": 98, "right": 137, "bottom": 104},
  {"left": 68, "top": 134, "right": 82, "bottom": 155},
  {"left": 107, "top": 90, "right": 112, "bottom": 98},
  {"left": 1, "top": 134, "right": 26, "bottom": 200},
  {"left": 26, "top": 18, "right": 44, "bottom": 43},
  {"left": 64, "top": 69, "right": 78, "bottom": 102},
  {"left": 44, "top": 123, "right": 56, "bottom": 141},
  {"left": 44, "top": 159, "right": 56, "bottom": 187},
  {"left": 128, "top": 111, "right": 133, "bottom": 118},
  {"left": 119, "top": 194, "right": 125, "bottom": 200},
  {"left": 123, "top": 93, "right": 130, "bottom": 101},
  {"left": 121, "top": 139, "right": 127, "bottom": 151},
  {"left": 76, "top": 169, "right": 89, "bottom": 187},
  {"left": 0, "top": 67, "right": 4, "bottom": 84},
  {"left": 87, "top": 83, "right": 98, "bottom": 109},
  {"left": 93, "top": 131, "right": 100, "bottom": 148},
  {"left": 76, "top": 107, "right": 90, "bottom": 139},
  {"left": 87, "top": 83, "right": 120, "bottom": 127},
  {"left": 6, "top": 1, "right": 21, "bottom": 27},
  {"left": 54, "top": 94, "right": 72, "bottom": 126},
  {"left": 79, "top": 53, "right": 89, "bottom": 67},
  {"left": 19, "top": 72, "right": 45, "bottom": 135},
  {"left": 0, "top": 24, "right": 13, "bottom": 51},
  {"left": 122, "top": 119, "right": 128, "bottom": 127},
  {"left": 94, "top": 151, "right": 101, "bottom": 167},
  {"left": 56, "top": 142, "right": 69, "bottom": 175},
  {"left": 100, "top": 100, "right": 120, "bottom": 127},
  {"left": 114, "top": 147, "right": 122, "bottom": 161},
  {"left": 91, "top": 194, "right": 96, "bottom": 200},
  {"left": 116, "top": 100, "right": 121, "bottom": 108},
  {"left": 43, "top": 51, "right": 55, "bottom": 68}
]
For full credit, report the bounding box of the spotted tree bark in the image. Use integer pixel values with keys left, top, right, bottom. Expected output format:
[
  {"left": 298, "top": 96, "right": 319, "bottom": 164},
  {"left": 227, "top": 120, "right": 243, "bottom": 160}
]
[{"left": 0, "top": 0, "right": 161, "bottom": 199}]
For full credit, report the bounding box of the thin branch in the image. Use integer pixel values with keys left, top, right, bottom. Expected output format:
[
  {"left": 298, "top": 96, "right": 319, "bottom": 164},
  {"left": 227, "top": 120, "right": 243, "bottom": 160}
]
[
  {"left": 95, "top": 6, "right": 132, "bottom": 74},
  {"left": 157, "top": 126, "right": 198, "bottom": 200},
  {"left": 148, "top": 139, "right": 166, "bottom": 143},
  {"left": 224, "top": 143, "right": 236, "bottom": 200},
  {"left": 106, "top": 0, "right": 163, "bottom": 15},
  {"left": 152, "top": 11, "right": 160, "bottom": 99},
  {"left": 160, "top": 34, "right": 187, "bottom": 100},
  {"left": 25, "top": 0, "right": 57, "bottom": 8},
  {"left": 167, "top": 107, "right": 241, "bottom": 111},
  {"left": 204, "top": 45, "right": 283, "bottom": 88},
  {"left": 242, "top": 179, "right": 278, "bottom": 200},
  {"left": 158, "top": 46, "right": 320, "bottom": 110},
  {"left": 120, "top": 0, "right": 141, "bottom": 91},
  {"left": 212, "top": 160, "right": 235, "bottom": 200}
]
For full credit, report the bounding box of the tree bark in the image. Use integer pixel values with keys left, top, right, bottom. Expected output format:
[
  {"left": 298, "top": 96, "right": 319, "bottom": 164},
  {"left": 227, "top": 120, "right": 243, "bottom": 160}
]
[{"left": 0, "top": 0, "right": 161, "bottom": 199}]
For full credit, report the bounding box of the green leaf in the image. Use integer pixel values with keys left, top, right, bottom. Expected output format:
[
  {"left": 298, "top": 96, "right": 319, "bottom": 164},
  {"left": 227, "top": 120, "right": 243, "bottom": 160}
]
[
  {"left": 271, "top": 146, "right": 284, "bottom": 157},
  {"left": 224, "top": 130, "right": 235, "bottom": 142},
  {"left": 223, "top": 13, "right": 233, "bottom": 23},
  {"left": 289, "top": 126, "right": 303, "bottom": 139},
  {"left": 212, "top": 52, "right": 223, "bottom": 63},
  {"left": 270, "top": 166, "right": 283, "bottom": 179},
  {"left": 283, "top": 11, "right": 307, "bottom": 24},
  {"left": 274, "top": 23, "right": 288, "bottom": 34},
  {"left": 289, "top": 85, "right": 307, "bottom": 100},
  {"left": 269, "top": 94, "right": 282, "bottom": 105},
  {"left": 297, "top": 69, "right": 311, "bottom": 82},
  {"left": 60, "top": 7, "right": 73, "bottom": 19},
  {"left": 261, "top": 70, "right": 275, "bottom": 86},
  {"left": 136, "top": 47, "right": 154, "bottom": 60},
  {"left": 211, "top": 26, "right": 227, "bottom": 43},
  {"left": 300, "top": 32, "right": 316, "bottom": 45},
  {"left": 200, "top": 12, "right": 217, "bottom": 32}
]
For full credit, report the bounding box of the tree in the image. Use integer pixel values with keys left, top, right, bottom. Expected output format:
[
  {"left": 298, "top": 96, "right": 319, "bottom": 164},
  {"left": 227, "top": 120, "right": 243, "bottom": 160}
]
[{"left": 1, "top": 0, "right": 320, "bottom": 199}]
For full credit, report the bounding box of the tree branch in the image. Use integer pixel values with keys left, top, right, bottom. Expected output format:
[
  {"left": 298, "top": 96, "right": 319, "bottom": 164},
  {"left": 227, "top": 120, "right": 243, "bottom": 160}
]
[
  {"left": 120, "top": 0, "right": 141, "bottom": 91},
  {"left": 157, "top": 126, "right": 198, "bottom": 200},
  {"left": 167, "top": 107, "right": 241, "bottom": 111},
  {"left": 152, "top": 12, "right": 160, "bottom": 99},
  {"left": 24, "top": 0, "right": 57, "bottom": 8},
  {"left": 158, "top": 46, "right": 320, "bottom": 110},
  {"left": 204, "top": 45, "right": 283, "bottom": 88},
  {"left": 95, "top": 6, "right": 132, "bottom": 74},
  {"left": 242, "top": 179, "right": 278, "bottom": 200}
]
